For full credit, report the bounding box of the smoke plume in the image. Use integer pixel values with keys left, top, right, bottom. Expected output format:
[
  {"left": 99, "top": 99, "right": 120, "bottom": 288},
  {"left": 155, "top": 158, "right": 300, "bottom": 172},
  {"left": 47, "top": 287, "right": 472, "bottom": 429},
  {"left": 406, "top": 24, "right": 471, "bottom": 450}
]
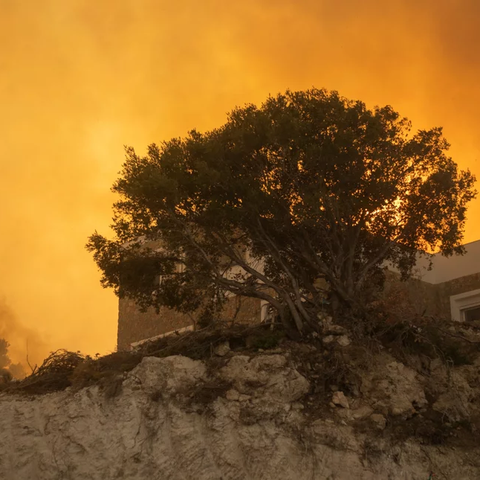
[
  {"left": 0, "top": 297, "right": 49, "bottom": 375},
  {"left": 0, "top": 0, "right": 478, "bottom": 356}
]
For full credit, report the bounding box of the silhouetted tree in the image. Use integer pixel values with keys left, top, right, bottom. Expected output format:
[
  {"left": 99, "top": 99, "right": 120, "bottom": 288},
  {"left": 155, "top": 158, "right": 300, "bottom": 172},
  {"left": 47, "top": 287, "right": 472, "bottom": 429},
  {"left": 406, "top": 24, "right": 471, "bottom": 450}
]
[
  {"left": 0, "top": 338, "right": 26, "bottom": 379},
  {"left": 0, "top": 338, "right": 10, "bottom": 369},
  {"left": 88, "top": 88, "right": 476, "bottom": 336}
]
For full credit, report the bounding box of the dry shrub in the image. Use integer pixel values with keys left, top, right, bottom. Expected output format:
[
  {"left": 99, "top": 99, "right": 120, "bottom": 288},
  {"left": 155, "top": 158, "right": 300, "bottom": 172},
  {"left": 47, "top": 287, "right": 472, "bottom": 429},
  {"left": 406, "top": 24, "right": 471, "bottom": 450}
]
[
  {"left": 358, "top": 276, "right": 480, "bottom": 366},
  {"left": 370, "top": 314, "right": 479, "bottom": 366},
  {"left": 137, "top": 322, "right": 284, "bottom": 359},
  {"left": 5, "top": 350, "right": 85, "bottom": 394},
  {"left": 2, "top": 323, "right": 285, "bottom": 396},
  {"left": 4, "top": 350, "right": 145, "bottom": 397},
  {"left": 69, "top": 350, "right": 142, "bottom": 396}
]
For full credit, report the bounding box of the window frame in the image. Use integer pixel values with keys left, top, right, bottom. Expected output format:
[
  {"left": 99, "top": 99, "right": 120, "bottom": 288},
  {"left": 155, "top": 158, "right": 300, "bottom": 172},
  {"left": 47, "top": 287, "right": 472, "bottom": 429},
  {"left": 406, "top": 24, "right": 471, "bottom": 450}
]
[{"left": 450, "top": 288, "right": 480, "bottom": 322}]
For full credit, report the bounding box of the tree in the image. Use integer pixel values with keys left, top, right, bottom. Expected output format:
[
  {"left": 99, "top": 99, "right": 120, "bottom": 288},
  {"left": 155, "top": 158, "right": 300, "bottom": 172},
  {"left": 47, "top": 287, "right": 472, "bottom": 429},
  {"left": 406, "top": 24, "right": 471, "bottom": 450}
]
[
  {"left": 0, "top": 338, "right": 10, "bottom": 369},
  {"left": 87, "top": 88, "right": 476, "bottom": 336},
  {"left": 0, "top": 338, "right": 25, "bottom": 380}
]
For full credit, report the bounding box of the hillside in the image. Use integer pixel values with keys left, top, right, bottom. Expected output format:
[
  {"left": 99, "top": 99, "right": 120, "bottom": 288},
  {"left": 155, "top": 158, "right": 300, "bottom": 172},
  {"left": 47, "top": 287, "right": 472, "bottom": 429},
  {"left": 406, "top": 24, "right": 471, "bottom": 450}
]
[{"left": 0, "top": 320, "right": 479, "bottom": 479}]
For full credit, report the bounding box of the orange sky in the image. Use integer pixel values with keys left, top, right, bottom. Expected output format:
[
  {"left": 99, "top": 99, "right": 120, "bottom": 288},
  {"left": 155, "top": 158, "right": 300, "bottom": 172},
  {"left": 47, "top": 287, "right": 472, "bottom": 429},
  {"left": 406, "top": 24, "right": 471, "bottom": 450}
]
[{"left": 1, "top": 0, "right": 479, "bottom": 365}]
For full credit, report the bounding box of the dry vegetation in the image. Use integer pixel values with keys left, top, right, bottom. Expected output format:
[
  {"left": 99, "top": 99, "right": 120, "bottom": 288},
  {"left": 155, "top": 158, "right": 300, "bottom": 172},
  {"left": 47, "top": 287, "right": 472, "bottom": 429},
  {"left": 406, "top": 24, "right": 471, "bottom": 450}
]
[
  {"left": 0, "top": 323, "right": 286, "bottom": 396},
  {"left": 1, "top": 316, "right": 479, "bottom": 397}
]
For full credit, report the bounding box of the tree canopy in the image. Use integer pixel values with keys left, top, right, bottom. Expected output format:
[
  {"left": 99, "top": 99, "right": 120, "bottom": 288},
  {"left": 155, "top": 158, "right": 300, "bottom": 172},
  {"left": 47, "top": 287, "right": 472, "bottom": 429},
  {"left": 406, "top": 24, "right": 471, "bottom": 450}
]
[{"left": 88, "top": 88, "right": 476, "bottom": 335}]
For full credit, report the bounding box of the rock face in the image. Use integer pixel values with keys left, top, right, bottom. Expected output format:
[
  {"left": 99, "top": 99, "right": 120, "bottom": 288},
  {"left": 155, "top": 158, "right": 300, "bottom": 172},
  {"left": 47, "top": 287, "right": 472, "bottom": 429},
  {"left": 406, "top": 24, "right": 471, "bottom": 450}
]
[
  {"left": 0, "top": 353, "right": 479, "bottom": 480},
  {"left": 360, "top": 354, "right": 428, "bottom": 418}
]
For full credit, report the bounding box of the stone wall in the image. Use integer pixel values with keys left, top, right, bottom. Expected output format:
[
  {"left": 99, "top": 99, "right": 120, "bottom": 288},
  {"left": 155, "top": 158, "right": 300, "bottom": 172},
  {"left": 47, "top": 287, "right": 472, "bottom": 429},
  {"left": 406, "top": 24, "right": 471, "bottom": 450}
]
[
  {"left": 117, "top": 299, "right": 196, "bottom": 350},
  {"left": 381, "top": 270, "right": 480, "bottom": 321},
  {"left": 118, "top": 295, "right": 262, "bottom": 350},
  {"left": 435, "top": 272, "right": 480, "bottom": 319},
  {"left": 381, "top": 270, "right": 444, "bottom": 319}
]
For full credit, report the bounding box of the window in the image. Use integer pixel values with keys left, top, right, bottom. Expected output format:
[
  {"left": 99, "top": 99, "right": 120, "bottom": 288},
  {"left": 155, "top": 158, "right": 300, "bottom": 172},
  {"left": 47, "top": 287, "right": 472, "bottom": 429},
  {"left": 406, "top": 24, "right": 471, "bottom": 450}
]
[
  {"left": 154, "top": 254, "right": 185, "bottom": 287},
  {"left": 464, "top": 306, "right": 480, "bottom": 322},
  {"left": 450, "top": 288, "right": 480, "bottom": 322}
]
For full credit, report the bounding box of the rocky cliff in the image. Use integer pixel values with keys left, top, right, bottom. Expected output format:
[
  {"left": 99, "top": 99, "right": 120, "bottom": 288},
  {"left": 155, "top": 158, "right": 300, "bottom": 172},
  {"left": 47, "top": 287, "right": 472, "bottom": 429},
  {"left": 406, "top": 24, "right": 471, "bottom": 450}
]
[{"left": 1, "top": 339, "right": 479, "bottom": 480}]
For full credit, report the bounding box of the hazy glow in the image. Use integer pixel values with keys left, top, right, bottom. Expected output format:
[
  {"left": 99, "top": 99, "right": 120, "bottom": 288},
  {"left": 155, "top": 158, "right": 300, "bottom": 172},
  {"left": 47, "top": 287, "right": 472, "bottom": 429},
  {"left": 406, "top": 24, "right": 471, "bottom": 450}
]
[{"left": 1, "top": 0, "right": 479, "bottom": 363}]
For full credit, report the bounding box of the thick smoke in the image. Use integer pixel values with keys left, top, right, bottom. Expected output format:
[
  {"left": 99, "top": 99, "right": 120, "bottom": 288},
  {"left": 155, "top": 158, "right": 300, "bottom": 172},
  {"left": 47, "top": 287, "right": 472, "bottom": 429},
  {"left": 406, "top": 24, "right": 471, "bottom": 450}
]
[
  {"left": 0, "top": 0, "right": 478, "bottom": 357},
  {"left": 0, "top": 298, "right": 49, "bottom": 377}
]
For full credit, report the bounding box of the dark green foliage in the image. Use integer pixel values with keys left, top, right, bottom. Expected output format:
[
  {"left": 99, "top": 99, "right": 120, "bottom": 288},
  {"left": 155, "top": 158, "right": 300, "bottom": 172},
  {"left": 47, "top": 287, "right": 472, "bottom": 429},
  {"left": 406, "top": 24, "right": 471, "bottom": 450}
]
[
  {"left": 87, "top": 88, "right": 476, "bottom": 335},
  {"left": 246, "top": 330, "right": 285, "bottom": 350}
]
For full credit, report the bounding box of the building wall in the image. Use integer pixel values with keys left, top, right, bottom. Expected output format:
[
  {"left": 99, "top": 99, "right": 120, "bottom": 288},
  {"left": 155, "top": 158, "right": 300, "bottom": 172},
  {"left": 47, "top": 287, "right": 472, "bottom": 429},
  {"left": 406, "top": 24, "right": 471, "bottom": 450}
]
[
  {"left": 381, "top": 270, "right": 442, "bottom": 319},
  {"left": 118, "top": 241, "right": 480, "bottom": 350},
  {"left": 118, "top": 295, "right": 262, "bottom": 350},
  {"left": 418, "top": 242, "right": 480, "bottom": 320},
  {"left": 118, "top": 272, "right": 480, "bottom": 350},
  {"left": 435, "top": 272, "right": 480, "bottom": 320},
  {"left": 405, "top": 240, "right": 480, "bottom": 284},
  {"left": 117, "top": 300, "right": 194, "bottom": 350},
  {"left": 381, "top": 269, "right": 480, "bottom": 321},
  {"left": 117, "top": 238, "right": 266, "bottom": 350}
]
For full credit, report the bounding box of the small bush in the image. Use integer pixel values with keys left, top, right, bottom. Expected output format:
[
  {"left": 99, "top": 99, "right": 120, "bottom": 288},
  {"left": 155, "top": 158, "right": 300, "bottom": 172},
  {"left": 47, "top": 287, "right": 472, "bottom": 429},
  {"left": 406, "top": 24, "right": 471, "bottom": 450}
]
[
  {"left": 375, "top": 318, "right": 477, "bottom": 366},
  {"left": 6, "top": 350, "right": 85, "bottom": 394},
  {"left": 246, "top": 330, "right": 285, "bottom": 350}
]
